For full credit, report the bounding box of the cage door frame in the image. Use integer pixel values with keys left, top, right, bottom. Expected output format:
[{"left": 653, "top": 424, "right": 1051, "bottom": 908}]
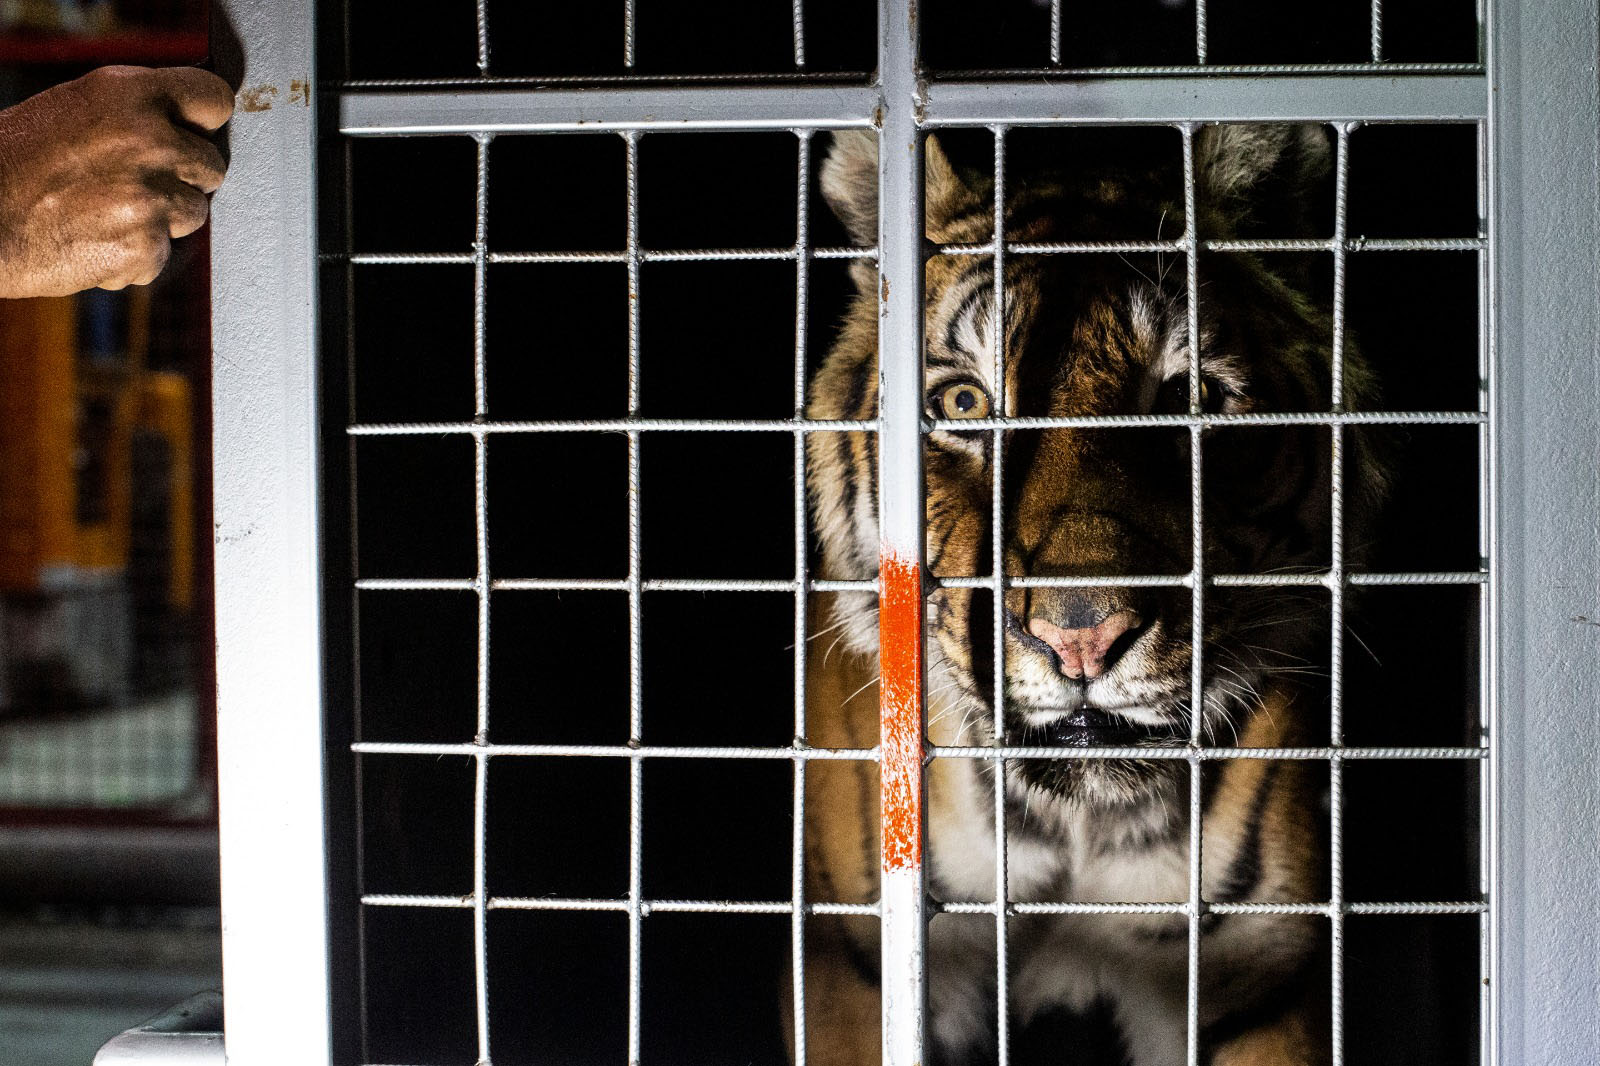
[{"left": 210, "top": 2, "right": 332, "bottom": 1064}]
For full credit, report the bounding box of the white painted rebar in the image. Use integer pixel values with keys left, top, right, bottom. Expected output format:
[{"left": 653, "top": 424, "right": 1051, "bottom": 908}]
[
  {"left": 1473, "top": 116, "right": 1494, "bottom": 1066},
  {"left": 470, "top": 129, "right": 493, "bottom": 1066},
  {"left": 350, "top": 571, "right": 1487, "bottom": 593},
  {"left": 791, "top": 127, "right": 813, "bottom": 1066},
  {"left": 623, "top": 0, "right": 636, "bottom": 69},
  {"left": 623, "top": 127, "right": 647, "bottom": 1066},
  {"left": 330, "top": 234, "right": 1478, "bottom": 266},
  {"left": 475, "top": 0, "right": 489, "bottom": 75},
  {"left": 1180, "top": 120, "right": 1205, "bottom": 1066},
  {"left": 360, "top": 893, "right": 1486, "bottom": 917},
  {"left": 989, "top": 123, "right": 1011, "bottom": 1066},
  {"left": 342, "top": 410, "right": 1485, "bottom": 438},
  {"left": 793, "top": 0, "right": 807, "bottom": 68},
  {"left": 1328, "top": 121, "right": 1355, "bottom": 1066},
  {"left": 350, "top": 740, "right": 1486, "bottom": 762}
]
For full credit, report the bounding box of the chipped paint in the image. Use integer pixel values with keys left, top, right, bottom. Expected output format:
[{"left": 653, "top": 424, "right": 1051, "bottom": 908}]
[
  {"left": 287, "top": 79, "right": 311, "bottom": 106},
  {"left": 238, "top": 84, "right": 279, "bottom": 112},
  {"left": 879, "top": 549, "right": 923, "bottom": 871}
]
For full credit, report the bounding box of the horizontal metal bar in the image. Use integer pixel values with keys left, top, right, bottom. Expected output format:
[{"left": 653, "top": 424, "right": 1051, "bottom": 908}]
[
  {"left": 350, "top": 740, "right": 1482, "bottom": 761},
  {"left": 331, "top": 246, "right": 875, "bottom": 265},
  {"left": 930, "top": 411, "right": 1485, "bottom": 430},
  {"left": 340, "top": 72, "right": 875, "bottom": 89},
  {"left": 346, "top": 410, "right": 1480, "bottom": 438},
  {"left": 347, "top": 418, "right": 878, "bottom": 435},
  {"left": 933, "top": 571, "right": 1487, "bottom": 590},
  {"left": 935, "top": 574, "right": 1189, "bottom": 589},
  {"left": 1219, "top": 571, "right": 1490, "bottom": 586},
  {"left": 361, "top": 894, "right": 878, "bottom": 916},
  {"left": 933, "top": 745, "right": 1486, "bottom": 760},
  {"left": 936, "top": 237, "right": 1485, "bottom": 257},
  {"left": 340, "top": 86, "right": 881, "bottom": 134},
  {"left": 493, "top": 577, "right": 876, "bottom": 593},
  {"left": 938, "top": 63, "right": 1484, "bottom": 79},
  {"left": 938, "top": 899, "right": 1487, "bottom": 916},
  {"left": 354, "top": 577, "right": 877, "bottom": 593},
  {"left": 359, "top": 893, "right": 1483, "bottom": 917},
  {"left": 340, "top": 76, "right": 1485, "bottom": 137},
  {"left": 337, "top": 65, "right": 1484, "bottom": 92},
  {"left": 1211, "top": 237, "right": 1486, "bottom": 253},
  {"left": 353, "top": 741, "right": 881, "bottom": 759},
  {"left": 922, "top": 75, "right": 1487, "bottom": 125},
  {"left": 338, "top": 238, "right": 1476, "bottom": 268},
  {"left": 352, "top": 573, "right": 1482, "bottom": 594}
]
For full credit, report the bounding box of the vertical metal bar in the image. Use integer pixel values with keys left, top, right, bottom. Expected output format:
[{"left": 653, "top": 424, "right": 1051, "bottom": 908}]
[
  {"left": 624, "top": 128, "right": 646, "bottom": 1066},
  {"left": 1370, "top": 0, "right": 1384, "bottom": 63},
  {"left": 1049, "top": 0, "right": 1063, "bottom": 66},
  {"left": 1473, "top": 116, "right": 1493, "bottom": 1066},
  {"left": 1328, "top": 121, "right": 1354, "bottom": 1066},
  {"left": 877, "top": 2, "right": 926, "bottom": 1065},
  {"left": 209, "top": 1, "right": 331, "bottom": 1060},
  {"left": 988, "top": 123, "right": 1011, "bottom": 1066},
  {"left": 1179, "top": 121, "right": 1204, "bottom": 1066},
  {"left": 792, "top": 0, "right": 807, "bottom": 69},
  {"left": 792, "top": 128, "right": 813, "bottom": 1066},
  {"left": 470, "top": 130, "right": 494, "bottom": 1066},
  {"left": 623, "top": 0, "right": 637, "bottom": 69},
  {"left": 1195, "top": 0, "right": 1209, "bottom": 64},
  {"left": 476, "top": 0, "right": 490, "bottom": 74},
  {"left": 1483, "top": 16, "right": 1507, "bottom": 1065},
  {"left": 474, "top": 133, "right": 491, "bottom": 422},
  {"left": 343, "top": 129, "right": 371, "bottom": 1065}
]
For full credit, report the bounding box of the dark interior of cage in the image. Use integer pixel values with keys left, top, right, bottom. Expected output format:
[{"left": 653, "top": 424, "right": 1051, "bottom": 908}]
[{"left": 327, "top": 8, "right": 1483, "bottom": 1066}]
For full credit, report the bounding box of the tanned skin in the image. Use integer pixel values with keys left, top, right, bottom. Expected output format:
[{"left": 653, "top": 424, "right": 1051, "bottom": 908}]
[{"left": 0, "top": 65, "right": 233, "bottom": 298}]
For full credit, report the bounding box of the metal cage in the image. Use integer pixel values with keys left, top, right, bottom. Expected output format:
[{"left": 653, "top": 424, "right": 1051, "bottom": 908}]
[{"left": 206, "top": 1, "right": 1600, "bottom": 1064}]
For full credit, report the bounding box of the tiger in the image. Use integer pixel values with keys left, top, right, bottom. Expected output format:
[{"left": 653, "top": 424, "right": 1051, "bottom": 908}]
[{"left": 796, "top": 124, "right": 1380, "bottom": 1066}]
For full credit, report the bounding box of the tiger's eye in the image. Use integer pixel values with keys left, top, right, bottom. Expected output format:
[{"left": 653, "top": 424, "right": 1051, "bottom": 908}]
[
  {"left": 1155, "top": 373, "right": 1228, "bottom": 415},
  {"left": 933, "top": 381, "right": 993, "bottom": 420}
]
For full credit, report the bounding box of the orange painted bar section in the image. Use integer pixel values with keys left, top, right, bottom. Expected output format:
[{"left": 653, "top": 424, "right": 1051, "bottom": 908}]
[{"left": 879, "top": 550, "right": 924, "bottom": 871}]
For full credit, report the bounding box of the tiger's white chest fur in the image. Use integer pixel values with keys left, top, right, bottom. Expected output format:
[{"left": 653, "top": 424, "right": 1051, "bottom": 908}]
[{"left": 923, "top": 694, "right": 1300, "bottom": 1066}]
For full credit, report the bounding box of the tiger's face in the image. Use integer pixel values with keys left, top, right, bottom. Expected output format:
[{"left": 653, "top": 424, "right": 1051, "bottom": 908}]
[{"left": 809, "top": 126, "right": 1375, "bottom": 817}]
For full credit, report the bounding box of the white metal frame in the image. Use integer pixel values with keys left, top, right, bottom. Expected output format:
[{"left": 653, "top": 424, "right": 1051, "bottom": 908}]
[{"left": 207, "top": 0, "right": 1600, "bottom": 1064}]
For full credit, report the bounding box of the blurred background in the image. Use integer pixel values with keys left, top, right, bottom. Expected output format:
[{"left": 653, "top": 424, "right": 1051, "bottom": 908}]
[{"left": 0, "top": 3, "right": 217, "bottom": 1064}]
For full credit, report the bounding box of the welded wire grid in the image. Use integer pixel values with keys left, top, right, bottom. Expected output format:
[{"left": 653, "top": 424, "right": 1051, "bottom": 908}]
[
  {"left": 336, "top": 0, "right": 1483, "bottom": 89},
  {"left": 338, "top": 6, "right": 1490, "bottom": 1066},
  {"left": 344, "top": 117, "right": 873, "bottom": 1066},
  {"left": 1027, "top": 0, "right": 1478, "bottom": 77}
]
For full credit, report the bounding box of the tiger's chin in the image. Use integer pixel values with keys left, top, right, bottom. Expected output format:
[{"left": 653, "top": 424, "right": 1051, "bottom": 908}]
[{"left": 993, "top": 704, "right": 1191, "bottom": 829}]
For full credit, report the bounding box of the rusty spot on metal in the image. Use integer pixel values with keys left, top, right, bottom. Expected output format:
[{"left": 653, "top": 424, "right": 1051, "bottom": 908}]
[
  {"left": 288, "top": 79, "right": 311, "bottom": 106},
  {"left": 881, "top": 276, "right": 890, "bottom": 304},
  {"left": 239, "top": 84, "right": 278, "bottom": 112}
]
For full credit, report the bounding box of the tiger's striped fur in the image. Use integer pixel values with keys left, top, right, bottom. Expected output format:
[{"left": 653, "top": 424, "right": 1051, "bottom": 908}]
[{"left": 797, "top": 126, "right": 1378, "bottom": 1066}]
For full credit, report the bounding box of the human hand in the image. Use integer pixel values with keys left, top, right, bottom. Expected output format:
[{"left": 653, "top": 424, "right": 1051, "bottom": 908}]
[{"left": 0, "top": 65, "right": 234, "bottom": 299}]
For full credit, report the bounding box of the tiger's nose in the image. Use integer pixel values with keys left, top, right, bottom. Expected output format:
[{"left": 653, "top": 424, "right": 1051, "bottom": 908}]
[{"left": 1026, "top": 609, "right": 1144, "bottom": 680}]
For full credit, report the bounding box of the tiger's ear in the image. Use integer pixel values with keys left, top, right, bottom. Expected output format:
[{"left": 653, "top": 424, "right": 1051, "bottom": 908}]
[
  {"left": 1195, "top": 124, "right": 1332, "bottom": 236},
  {"left": 820, "top": 130, "right": 970, "bottom": 247}
]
